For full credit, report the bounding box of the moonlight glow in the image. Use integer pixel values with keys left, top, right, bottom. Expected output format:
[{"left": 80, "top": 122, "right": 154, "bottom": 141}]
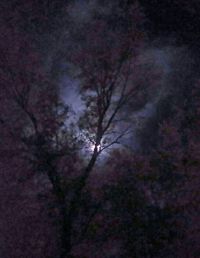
[{"left": 89, "top": 143, "right": 101, "bottom": 152}]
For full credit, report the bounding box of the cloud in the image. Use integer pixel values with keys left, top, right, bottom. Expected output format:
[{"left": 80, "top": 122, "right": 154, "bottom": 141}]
[{"left": 67, "top": 0, "right": 113, "bottom": 24}]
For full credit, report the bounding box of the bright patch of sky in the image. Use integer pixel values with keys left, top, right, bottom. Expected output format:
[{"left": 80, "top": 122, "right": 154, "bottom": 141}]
[
  {"left": 59, "top": 75, "right": 84, "bottom": 119},
  {"left": 59, "top": 47, "right": 173, "bottom": 153}
]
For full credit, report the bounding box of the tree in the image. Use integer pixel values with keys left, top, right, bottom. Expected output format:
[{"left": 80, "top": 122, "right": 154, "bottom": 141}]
[
  {"left": 141, "top": 80, "right": 200, "bottom": 257},
  {"left": 0, "top": 10, "right": 59, "bottom": 258},
  {"left": 97, "top": 77, "right": 200, "bottom": 257},
  {"left": 0, "top": 1, "right": 146, "bottom": 257},
  {"left": 2, "top": 2, "right": 200, "bottom": 258}
]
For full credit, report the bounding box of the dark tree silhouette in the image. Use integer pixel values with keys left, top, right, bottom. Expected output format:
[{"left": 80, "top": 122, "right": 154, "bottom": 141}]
[{"left": 0, "top": 1, "right": 146, "bottom": 257}]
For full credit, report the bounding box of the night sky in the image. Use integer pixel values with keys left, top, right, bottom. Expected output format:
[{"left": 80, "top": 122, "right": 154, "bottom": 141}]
[
  {"left": 1, "top": 1, "right": 200, "bottom": 257},
  {"left": 58, "top": 0, "right": 200, "bottom": 152}
]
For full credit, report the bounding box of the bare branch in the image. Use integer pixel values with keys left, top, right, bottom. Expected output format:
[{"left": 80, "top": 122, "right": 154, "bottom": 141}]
[{"left": 99, "top": 126, "right": 133, "bottom": 153}]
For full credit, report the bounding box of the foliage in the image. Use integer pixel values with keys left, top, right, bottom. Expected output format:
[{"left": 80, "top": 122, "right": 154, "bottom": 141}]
[{"left": 0, "top": 1, "right": 200, "bottom": 258}]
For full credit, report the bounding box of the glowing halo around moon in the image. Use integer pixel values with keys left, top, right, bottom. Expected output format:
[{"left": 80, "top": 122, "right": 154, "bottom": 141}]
[{"left": 89, "top": 143, "right": 101, "bottom": 152}]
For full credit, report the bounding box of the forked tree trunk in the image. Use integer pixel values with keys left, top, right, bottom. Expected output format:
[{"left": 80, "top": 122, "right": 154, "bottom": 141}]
[{"left": 59, "top": 151, "right": 99, "bottom": 258}]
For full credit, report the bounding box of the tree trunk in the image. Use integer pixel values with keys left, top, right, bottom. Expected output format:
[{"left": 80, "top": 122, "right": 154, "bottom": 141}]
[{"left": 59, "top": 200, "right": 73, "bottom": 258}]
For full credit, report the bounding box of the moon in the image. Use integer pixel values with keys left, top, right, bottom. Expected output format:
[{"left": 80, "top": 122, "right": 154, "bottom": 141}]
[{"left": 89, "top": 143, "right": 101, "bottom": 152}]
